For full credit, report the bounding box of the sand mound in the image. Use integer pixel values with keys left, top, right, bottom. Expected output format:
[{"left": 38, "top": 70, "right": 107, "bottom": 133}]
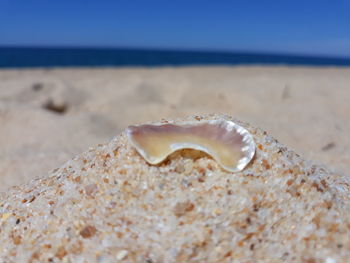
[{"left": 0, "top": 115, "right": 349, "bottom": 262}]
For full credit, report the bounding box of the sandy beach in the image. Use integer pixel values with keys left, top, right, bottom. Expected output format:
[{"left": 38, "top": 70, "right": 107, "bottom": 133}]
[
  {"left": 0, "top": 66, "right": 349, "bottom": 191},
  {"left": 1, "top": 114, "right": 349, "bottom": 262}
]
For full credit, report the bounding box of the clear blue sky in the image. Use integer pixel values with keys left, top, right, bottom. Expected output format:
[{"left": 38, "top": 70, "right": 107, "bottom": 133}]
[{"left": 1, "top": 0, "right": 349, "bottom": 57}]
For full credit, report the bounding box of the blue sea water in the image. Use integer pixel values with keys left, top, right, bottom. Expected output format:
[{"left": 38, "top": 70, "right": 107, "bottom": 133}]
[{"left": 1, "top": 47, "right": 350, "bottom": 68}]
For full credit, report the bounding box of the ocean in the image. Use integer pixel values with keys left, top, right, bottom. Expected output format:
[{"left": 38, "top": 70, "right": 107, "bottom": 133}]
[{"left": 1, "top": 47, "right": 350, "bottom": 68}]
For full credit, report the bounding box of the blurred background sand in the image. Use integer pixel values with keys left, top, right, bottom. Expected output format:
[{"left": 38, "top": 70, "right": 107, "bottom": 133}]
[{"left": 0, "top": 66, "right": 349, "bottom": 191}]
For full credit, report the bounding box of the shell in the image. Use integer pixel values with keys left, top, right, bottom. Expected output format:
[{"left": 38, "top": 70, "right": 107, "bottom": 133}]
[{"left": 126, "top": 119, "right": 255, "bottom": 172}]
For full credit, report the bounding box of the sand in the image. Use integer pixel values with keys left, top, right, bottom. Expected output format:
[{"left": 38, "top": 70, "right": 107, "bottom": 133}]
[
  {"left": 0, "top": 66, "right": 349, "bottom": 191},
  {"left": 0, "top": 114, "right": 349, "bottom": 262}
]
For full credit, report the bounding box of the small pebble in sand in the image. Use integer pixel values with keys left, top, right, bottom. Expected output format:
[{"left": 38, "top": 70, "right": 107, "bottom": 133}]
[{"left": 116, "top": 250, "right": 129, "bottom": 260}]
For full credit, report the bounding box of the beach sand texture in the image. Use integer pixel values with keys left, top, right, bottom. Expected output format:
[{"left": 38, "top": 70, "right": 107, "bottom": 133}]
[
  {"left": 0, "top": 66, "right": 349, "bottom": 191},
  {"left": 0, "top": 114, "right": 349, "bottom": 262}
]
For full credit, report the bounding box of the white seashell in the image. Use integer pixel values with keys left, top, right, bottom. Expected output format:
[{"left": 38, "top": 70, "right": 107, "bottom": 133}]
[{"left": 126, "top": 119, "right": 255, "bottom": 173}]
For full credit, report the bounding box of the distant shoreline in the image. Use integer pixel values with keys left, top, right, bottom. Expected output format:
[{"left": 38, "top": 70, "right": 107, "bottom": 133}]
[{"left": 1, "top": 47, "right": 350, "bottom": 68}]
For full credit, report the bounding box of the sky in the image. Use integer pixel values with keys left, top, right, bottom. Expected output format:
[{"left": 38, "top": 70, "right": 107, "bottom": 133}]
[{"left": 0, "top": 0, "right": 350, "bottom": 57}]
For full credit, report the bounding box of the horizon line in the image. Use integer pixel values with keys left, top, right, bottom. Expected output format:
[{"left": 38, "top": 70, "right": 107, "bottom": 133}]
[{"left": 1, "top": 45, "right": 350, "bottom": 60}]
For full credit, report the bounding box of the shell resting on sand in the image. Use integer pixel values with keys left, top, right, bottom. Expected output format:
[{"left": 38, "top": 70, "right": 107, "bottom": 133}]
[{"left": 126, "top": 119, "right": 255, "bottom": 172}]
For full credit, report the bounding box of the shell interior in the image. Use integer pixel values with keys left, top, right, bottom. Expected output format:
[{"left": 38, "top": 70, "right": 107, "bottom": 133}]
[{"left": 126, "top": 119, "right": 255, "bottom": 173}]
